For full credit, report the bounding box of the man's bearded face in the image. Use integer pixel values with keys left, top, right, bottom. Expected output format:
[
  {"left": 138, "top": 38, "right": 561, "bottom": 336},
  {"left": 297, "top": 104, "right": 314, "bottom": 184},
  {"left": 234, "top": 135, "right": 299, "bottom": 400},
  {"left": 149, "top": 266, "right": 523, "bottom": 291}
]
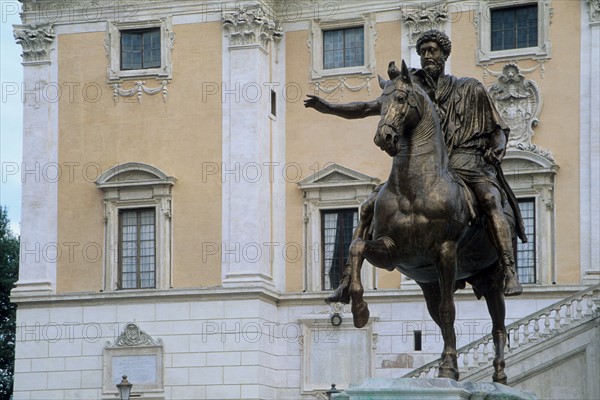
[{"left": 419, "top": 41, "right": 446, "bottom": 79}]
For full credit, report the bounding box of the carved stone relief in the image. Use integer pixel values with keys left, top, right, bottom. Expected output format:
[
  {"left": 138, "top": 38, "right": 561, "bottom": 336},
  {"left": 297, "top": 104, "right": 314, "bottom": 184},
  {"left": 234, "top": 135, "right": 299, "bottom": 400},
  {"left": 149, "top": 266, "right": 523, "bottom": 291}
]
[
  {"left": 106, "top": 323, "right": 163, "bottom": 348},
  {"left": 222, "top": 4, "right": 283, "bottom": 51},
  {"left": 488, "top": 63, "right": 554, "bottom": 162},
  {"left": 401, "top": 3, "right": 448, "bottom": 47},
  {"left": 13, "top": 24, "right": 55, "bottom": 63}
]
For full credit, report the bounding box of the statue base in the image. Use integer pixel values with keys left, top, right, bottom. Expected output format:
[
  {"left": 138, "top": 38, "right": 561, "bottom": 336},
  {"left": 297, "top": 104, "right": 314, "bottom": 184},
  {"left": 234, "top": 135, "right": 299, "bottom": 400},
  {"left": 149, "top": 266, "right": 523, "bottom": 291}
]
[{"left": 332, "top": 378, "right": 537, "bottom": 400}]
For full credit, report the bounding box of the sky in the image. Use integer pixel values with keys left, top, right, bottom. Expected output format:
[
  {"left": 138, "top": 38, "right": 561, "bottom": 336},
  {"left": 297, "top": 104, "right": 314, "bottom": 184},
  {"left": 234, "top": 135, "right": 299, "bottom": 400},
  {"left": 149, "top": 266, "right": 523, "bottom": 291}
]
[{"left": 0, "top": 0, "right": 22, "bottom": 235}]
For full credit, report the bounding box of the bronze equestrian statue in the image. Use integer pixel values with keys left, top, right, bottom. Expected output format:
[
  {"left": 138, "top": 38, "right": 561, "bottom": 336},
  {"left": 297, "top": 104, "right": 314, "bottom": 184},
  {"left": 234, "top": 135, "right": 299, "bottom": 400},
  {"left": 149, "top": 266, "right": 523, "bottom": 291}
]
[{"left": 304, "top": 30, "right": 527, "bottom": 384}]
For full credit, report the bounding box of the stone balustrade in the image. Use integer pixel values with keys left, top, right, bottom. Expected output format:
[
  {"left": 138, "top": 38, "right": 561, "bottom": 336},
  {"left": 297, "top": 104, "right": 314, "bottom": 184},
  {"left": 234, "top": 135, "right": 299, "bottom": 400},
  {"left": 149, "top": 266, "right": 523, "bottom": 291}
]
[{"left": 404, "top": 284, "right": 600, "bottom": 379}]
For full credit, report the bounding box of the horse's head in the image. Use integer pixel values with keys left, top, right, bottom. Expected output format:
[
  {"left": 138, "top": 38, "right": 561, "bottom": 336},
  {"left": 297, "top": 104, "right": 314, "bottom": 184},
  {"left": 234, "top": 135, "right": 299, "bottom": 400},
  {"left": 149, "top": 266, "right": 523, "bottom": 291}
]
[{"left": 374, "top": 60, "right": 423, "bottom": 157}]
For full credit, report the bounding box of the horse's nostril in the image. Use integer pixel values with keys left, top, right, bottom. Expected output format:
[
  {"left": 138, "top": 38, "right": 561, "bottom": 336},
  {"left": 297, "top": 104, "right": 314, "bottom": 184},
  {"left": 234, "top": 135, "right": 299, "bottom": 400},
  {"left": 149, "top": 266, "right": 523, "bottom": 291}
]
[
  {"left": 393, "top": 135, "right": 399, "bottom": 144},
  {"left": 385, "top": 134, "right": 392, "bottom": 143}
]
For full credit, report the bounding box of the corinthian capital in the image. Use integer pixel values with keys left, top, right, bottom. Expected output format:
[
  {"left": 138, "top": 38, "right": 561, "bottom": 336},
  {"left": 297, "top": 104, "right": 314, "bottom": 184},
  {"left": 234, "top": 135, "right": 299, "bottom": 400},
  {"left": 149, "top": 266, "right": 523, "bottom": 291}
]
[
  {"left": 13, "top": 24, "right": 55, "bottom": 63},
  {"left": 402, "top": 4, "right": 448, "bottom": 46},
  {"left": 589, "top": 0, "right": 600, "bottom": 24},
  {"left": 222, "top": 4, "right": 283, "bottom": 50}
]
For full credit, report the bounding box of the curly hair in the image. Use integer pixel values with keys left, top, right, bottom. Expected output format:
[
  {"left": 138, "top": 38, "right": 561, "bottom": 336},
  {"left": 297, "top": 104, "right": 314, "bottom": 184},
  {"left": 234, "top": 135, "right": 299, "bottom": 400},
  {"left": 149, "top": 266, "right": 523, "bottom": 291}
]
[{"left": 416, "top": 29, "right": 452, "bottom": 59}]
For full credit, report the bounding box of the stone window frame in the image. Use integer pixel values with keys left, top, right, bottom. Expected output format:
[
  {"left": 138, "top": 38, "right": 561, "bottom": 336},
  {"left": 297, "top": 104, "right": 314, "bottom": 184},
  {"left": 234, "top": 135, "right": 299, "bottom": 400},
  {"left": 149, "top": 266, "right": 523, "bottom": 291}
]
[
  {"left": 106, "top": 17, "right": 174, "bottom": 82},
  {"left": 308, "top": 13, "right": 377, "bottom": 80},
  {"left": 502, "top": 150, "right": 558, "bottom": 285},
  {"left": 297, "top": 164, "right": 379, "bottom": 292},
  {"left": 96, "top": 162, "right": 176, "bottom": 292},
  {"left": 476, "top": 0, "right": 552, "bottom": 64}
]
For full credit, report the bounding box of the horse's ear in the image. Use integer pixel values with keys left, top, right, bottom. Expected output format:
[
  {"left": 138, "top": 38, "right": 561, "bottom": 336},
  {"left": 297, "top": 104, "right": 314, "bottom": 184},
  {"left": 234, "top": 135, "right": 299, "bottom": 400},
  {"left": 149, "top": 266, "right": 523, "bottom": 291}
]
[
  {"left": 400, "top": 60, "right": 412, "bottom": 85},
  {"left": 378, "top": 74, "right": 388, "bottom": 89},
  {"left": 388, "top": 61, "right": 400, "bottom": 80}
]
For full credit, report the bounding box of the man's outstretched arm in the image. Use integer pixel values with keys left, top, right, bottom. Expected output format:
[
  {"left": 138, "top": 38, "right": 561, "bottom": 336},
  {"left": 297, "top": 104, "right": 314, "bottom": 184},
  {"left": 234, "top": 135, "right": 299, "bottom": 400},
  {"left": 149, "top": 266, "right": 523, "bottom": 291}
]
[{"left": 304, "top": 95, "right": 381, "bottom": 119}]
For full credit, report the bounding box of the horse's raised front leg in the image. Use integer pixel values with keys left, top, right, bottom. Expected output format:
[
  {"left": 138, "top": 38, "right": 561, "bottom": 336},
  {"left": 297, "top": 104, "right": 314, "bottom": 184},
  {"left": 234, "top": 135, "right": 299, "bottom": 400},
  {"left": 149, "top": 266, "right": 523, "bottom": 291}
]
[
  {"left": 346, "top": 236, "right": 398, "bottom": 328},
  {"left": 436, "top": 241, "right": 459, "bottom": 380}
]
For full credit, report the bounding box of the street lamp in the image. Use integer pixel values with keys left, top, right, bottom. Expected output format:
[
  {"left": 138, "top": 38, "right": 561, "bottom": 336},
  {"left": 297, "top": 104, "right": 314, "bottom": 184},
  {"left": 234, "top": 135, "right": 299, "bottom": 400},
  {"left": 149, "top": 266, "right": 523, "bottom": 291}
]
[
  {"left": 326, "top": 383, "right": 340, "bottom": 400},
  {"left": 116, "top": 375, "right": 132, "bottom": 400}
]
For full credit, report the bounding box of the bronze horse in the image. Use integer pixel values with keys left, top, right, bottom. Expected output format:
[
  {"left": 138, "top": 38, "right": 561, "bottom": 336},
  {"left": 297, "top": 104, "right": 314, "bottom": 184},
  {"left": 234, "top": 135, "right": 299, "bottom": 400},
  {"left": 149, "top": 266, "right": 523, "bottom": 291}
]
[{"left": 326, "top": 61, "right": 515, "bottom": 383}]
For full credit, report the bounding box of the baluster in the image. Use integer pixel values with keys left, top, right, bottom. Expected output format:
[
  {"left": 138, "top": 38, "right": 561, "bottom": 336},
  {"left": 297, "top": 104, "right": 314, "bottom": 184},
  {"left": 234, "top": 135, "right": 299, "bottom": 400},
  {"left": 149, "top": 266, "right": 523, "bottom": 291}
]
[
  {"left": 522, "top": 321, "right": 530, "bottom": 345},
  {"left": 483, "top": 340, "right": 490, "bottom": 362},
  {"left": 462, "top": 351, "right": 469, "bottom": 371},
  {"left": 553, "top": 307, "right": 562, "bottom": 332},
  {"left": 585, "top": 294, "right": 594, "bottom": 316},
  {"left": 512, "top": 326, "right": 520, "bottom": 349},
  {"left": 575, "top": 297, "right": 583, "bottom": 320},
  {"left": 472, "top": 345, "right": 480, "bottom": 368},
  {"left": 531, "top": 317, "right": 540, "bottom": 342},
  {"left": 564, "top": 300, "right": 573, "bottom": 325},
  {"left": 543, "top": 313, "right": 551, "bottom": 337}
]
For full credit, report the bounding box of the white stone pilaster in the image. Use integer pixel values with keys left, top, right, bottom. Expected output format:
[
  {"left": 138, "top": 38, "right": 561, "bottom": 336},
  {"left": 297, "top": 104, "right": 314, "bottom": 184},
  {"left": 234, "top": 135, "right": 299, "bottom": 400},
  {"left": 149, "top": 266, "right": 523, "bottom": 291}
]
[
  {"left": 580, "top": 1, "right": 600, "bottom": 284},
  {"left": 12, "top": 25, "right": 58, "bottom": 296},
  {"left": 221, "top": 5, "right": 282, "bottom": 288}
]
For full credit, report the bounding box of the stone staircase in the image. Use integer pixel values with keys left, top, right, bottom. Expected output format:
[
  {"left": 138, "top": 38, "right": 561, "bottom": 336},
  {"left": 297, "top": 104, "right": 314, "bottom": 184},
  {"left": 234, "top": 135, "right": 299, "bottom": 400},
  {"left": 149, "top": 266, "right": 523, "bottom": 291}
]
[{"left": 403, "top": 284, "right": 600, "bottom": 384}]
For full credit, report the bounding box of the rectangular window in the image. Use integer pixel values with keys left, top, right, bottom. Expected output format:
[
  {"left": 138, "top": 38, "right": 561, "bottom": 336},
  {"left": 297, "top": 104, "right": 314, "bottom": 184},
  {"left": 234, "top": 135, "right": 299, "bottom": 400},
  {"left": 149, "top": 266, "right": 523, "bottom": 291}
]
[
  {"left": 121, "top": 28, "right": 161, "bottom": 70},
  {"left": 323, "top": 27, "right": 364, "bottom": 70},
  {"left": 270, "top": 89, "right": 277, "bottom": 117},
  {"left": 491, "top": 4, "right": 538, "bottom": 51},
  {"left": 119, "top": 209, "right": 156, "bottom": 289},
  {"left": 517, "top": 198, "right": 536, "bottom": 284},
  {"left": 322, "top": 209, "right": 358, "bottom": 290},
  {"left": 414, "top": 330, "right": 422, "bottom": 351}
]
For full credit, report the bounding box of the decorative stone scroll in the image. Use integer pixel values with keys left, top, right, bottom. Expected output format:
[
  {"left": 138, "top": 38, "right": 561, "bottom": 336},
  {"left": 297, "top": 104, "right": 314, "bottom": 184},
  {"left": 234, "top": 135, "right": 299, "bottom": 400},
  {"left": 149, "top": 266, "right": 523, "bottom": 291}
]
[
  {"left": 401, "top": 4, "right": 448, "bottom": 47},
  {"left": 488, "top": 63, "right": 554, "bottom": 162},
  {"left": 13, "top": 24, "right": 55, "bottom": 63},
  {"left": 222, "top": 4, "right": 283, "bottom": 51}
]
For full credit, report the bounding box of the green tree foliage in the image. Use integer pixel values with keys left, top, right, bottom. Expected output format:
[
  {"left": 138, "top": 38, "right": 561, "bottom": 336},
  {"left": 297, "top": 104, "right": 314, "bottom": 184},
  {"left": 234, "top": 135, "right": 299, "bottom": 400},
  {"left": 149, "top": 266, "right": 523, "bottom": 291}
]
[{"left": 0, "top": 207, "right": 19, "bottom": 399}]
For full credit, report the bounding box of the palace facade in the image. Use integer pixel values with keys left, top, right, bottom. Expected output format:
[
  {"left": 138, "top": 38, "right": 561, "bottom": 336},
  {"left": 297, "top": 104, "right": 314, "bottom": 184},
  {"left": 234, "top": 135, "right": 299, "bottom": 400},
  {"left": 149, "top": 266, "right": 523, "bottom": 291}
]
[{"left": 11, "top": 1, "right": 600, "bottom": 399}]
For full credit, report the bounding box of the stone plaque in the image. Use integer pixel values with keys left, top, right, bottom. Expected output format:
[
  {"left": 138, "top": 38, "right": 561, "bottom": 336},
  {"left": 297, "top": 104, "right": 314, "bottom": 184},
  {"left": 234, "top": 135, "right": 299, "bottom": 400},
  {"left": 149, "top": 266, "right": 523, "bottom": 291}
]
[
  {"left": 102, "top": 323, "right": 164, "bottom": 396},
  {"left": 299, "top": 314, "right": 377, "bottom": 394},
  {"left": 112, "top": 354, "right": 157, "bottom": 385}
]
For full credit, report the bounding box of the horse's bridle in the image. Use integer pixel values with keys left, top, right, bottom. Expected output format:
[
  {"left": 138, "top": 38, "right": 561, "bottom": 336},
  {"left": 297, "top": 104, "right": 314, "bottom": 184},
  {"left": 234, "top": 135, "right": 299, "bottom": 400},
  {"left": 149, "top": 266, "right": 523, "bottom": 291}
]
[{"left": 379, "top": 86, "right": 422, "bottom": 134}]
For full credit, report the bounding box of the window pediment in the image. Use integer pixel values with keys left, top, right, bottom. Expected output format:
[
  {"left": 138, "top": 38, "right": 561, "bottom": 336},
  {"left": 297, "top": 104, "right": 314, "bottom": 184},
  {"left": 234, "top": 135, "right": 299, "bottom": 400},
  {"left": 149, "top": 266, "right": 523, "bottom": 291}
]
[
  {"left": 96, "top": 162, "right": 176, "bottom": 189},
  {"left": 298, "top": 163, "right": 379, "bottom": 190}
]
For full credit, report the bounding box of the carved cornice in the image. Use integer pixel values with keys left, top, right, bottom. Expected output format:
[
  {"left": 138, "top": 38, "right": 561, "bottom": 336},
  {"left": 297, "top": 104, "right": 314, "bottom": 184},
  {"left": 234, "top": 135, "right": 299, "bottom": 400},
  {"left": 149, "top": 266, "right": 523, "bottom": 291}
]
[
  {"left": 13, "top": 24, "right": 55, "bottom": 63},
  {"left": 106, "top": 323, "right": 163, "bottom": 347},
  {"left": 488, "top": 63, "right": 554, "bottom": 162},
  {"left": 401, "top": 3, "right": 448, "bottom": 46},
  {"left": 589, "top": 0, "right": 600, "bottom": 24},
  {"left": 222, "top": 4, "right": 283, "bottom": 51}
]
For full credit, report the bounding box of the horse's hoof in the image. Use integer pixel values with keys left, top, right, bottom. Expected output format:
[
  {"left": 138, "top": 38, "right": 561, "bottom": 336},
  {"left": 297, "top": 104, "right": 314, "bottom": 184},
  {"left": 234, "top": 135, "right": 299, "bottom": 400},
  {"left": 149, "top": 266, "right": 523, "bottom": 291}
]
[
  {"left": 438, "top": 367, "right": 459, "bottom": 381},
  {"left": 504, "top": 277, "right": 523, "bottom": 296},
  {"left": 493, "top": 371, "right": 508, "bottom": 385},
  {"left": 352, "top": 301, "right": 370, "bottom": 328}
]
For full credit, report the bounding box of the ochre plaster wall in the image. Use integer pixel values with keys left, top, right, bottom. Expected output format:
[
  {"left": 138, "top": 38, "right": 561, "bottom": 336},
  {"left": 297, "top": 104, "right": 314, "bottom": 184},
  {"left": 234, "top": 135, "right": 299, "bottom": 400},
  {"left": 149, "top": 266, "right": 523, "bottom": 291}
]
[{"left": 57, "top": 22, "right": 223, "bottom": 293}]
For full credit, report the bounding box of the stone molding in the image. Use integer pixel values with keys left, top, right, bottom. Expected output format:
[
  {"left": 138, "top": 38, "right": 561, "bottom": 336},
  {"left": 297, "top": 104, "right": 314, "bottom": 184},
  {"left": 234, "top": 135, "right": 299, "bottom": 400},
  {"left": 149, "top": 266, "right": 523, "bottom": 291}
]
[
  {"left": 105, "top": 17, "right": 174, "bottom": 82},
  {"left": 401, "top": 3, "right": 448, "bottom": 47},
  {"left": 488, "top": 63, "right": 553, "bottom": 162},
  {"left": 222, "top": 4, "right": 283, "bottom": 51},
  {"left": 475, "top": 0, "right": 553, "bottom": 64},
  {"left": 308, "top": 13, "right": 377, "bottom": 80},
  {"left": 13, "top": 24, "right": 55, "bottom": 63}
]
